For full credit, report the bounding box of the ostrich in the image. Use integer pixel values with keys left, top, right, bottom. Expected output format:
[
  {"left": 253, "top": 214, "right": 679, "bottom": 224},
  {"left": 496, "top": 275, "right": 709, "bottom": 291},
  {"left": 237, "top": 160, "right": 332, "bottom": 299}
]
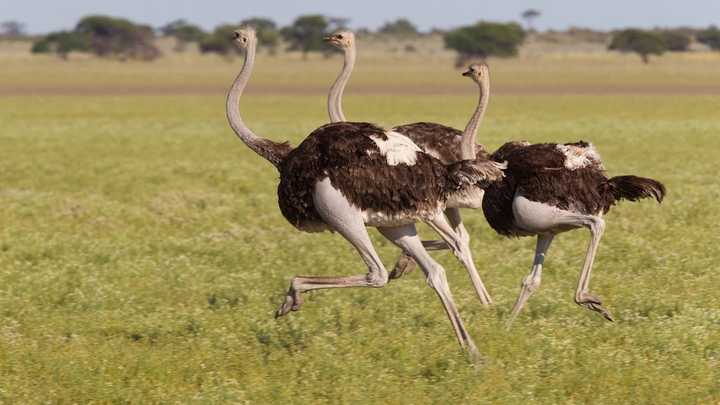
[
  {"left": 324, "top": 31, "right": 496, "bottom": 306},
  {"left": 227, "top": 27, "right": 504, "bottom": 356},
  {"left": 324, "top": 33, "right": 666, "bottom": 322}
]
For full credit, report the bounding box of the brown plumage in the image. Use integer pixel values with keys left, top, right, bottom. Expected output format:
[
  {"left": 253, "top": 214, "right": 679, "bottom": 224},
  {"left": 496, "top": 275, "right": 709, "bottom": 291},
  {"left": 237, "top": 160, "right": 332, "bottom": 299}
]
[
  {"left": 482, "top": 141, "right": 666, "bottom": 237},
  {"left": 277, "top": 122, "right": 502, "bottom": 232},
  {"left": 393, "top": 122, "right": 490, "bottom": 164}
]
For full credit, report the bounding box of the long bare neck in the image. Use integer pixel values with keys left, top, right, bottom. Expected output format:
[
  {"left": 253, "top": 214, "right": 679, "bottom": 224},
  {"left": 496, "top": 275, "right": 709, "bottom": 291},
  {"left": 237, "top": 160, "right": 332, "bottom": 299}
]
[
  {"left": 327, "top": 44, "right": 356, "bottom": 122},
  {"left": 226, "top": 40, "right": 286, "bottom": 168},
  {"left": 460, "top": 75, "right": 490, "bottom": 160}
]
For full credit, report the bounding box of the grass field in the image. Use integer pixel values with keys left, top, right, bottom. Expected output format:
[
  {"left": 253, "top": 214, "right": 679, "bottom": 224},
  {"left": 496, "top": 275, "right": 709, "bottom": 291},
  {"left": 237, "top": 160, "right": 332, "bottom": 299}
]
[{"left": 1, "top": 48, "right": 720, "bottom": 403}]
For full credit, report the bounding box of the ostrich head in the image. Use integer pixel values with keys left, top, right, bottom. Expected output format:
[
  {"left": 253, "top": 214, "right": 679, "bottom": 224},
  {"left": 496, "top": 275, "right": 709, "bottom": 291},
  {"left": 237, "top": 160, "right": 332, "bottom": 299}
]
[
  {"left": 462, "top": 63, "right": 489, "bottom": 84},
  {"left": 323, "top": 31, "right": 355, "bottom": 49},
  {"left": 232, "top": 27, "right": 257, "bottom": 49}
]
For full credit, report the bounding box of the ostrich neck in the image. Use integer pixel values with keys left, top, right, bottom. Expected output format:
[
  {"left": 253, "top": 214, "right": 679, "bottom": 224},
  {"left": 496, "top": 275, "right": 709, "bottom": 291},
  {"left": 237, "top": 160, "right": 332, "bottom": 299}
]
[
  {"left": 460, "top": 76, "right": 490, "bottom": 160},
  {"left": 327, "top": 45, "right": 356, "bottom": 122},
  {"left": 226, "top": 41, "right": 282, "bottom": 167}
]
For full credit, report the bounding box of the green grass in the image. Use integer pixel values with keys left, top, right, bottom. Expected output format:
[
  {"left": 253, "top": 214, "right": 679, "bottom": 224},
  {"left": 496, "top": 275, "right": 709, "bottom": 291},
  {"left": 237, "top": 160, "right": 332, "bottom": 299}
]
[{"left": 1, "top": 55, "right": 720, "bottom": 403}]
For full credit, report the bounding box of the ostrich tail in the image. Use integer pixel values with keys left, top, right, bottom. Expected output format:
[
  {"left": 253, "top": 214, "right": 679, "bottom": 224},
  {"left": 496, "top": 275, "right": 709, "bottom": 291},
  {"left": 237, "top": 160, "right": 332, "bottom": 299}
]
[
  {"left": 448, "top": 159, "right": 506, "bottom": 190},
  {"left": 607, "top": 175, "right": 666, "bottom": 204}
]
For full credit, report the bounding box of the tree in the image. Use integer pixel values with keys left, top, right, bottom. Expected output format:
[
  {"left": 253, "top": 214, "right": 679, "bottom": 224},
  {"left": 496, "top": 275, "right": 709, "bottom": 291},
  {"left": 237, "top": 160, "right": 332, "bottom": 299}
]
[
  {"left": 199, "top": 20, "right": 281, "bottom": 57},
  {"left": 1, "top": 21, "right": 26, "bottom": 38},
  {"left": 697, "top": 26, "right": 720, "bottom": 51},
  {"left": 31, "top": 15, "right": 159, "bottom": 60},
  {"left": 659, "top": 30, "right": 690, "bottom": 52},
  {"left": 240, "top": 17, "right": 280, "bottom": 52},
  {"left": 280, "top": 15, "right": 330, "bottom": 58},
  {"left": 378, "top": 18, "right": 418, "bottom": 37},
  {"left": 199, "top": 24, "right": 238, "bottom": 56},
  {"left": 609, "top": 29, "right": 666, "bottom": 63},
  {"left": 160, "top": 19, "right": 205, "bottom": 51},
  {"left": 160, "top": 19, "right": 205, "bottom": 42},
  {"left": 521, "top": 9, "right": 541, "bottom": 31},
  {"left": 31, "top": 31, "right": 88, "bottom": 59},
  {"left": 444, "top": 21, "right": 526, "bottom": 66},
  {"left": 74, "top": 15, "right": 160, "bottom": 60}
]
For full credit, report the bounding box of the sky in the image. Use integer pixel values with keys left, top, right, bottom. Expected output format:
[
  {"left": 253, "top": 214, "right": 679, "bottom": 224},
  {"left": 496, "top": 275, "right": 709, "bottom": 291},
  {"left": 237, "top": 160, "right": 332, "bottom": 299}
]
[{"left": 2, "top": 0, "right": 719, "bottom": 34}]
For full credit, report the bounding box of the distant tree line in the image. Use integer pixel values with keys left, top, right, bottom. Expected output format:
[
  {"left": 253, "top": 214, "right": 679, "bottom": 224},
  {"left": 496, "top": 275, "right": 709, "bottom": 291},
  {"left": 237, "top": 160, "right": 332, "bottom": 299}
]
[
  {"left": 25, "top": 13, "right": 720, "bottom": 64},
  {"left": 608, "top": 26, "right": 720, "bottom": 63},
  {"left": 31, "top": 15, "right": 159, "bottom": 60}
]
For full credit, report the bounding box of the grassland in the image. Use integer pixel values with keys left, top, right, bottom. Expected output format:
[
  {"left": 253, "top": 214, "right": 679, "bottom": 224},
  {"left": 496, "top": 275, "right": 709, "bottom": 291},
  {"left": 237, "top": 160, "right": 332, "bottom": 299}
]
[{"left": 1, "top": 45, "right": 720, "bottom": 403}]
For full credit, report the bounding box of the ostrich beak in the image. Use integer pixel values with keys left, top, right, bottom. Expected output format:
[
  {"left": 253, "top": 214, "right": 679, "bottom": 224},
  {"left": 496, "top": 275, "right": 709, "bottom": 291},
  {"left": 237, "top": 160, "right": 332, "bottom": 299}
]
[
  {"left": 462, "top": 69, "right": 472, "bottom": 77},
  {"left": 323, "top": 35, "right": 333, "bottom": 42}
]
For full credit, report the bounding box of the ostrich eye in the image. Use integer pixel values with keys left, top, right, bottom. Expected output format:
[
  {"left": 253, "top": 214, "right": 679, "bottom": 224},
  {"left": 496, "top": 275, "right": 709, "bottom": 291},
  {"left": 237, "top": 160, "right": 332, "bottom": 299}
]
[{"left": 337, "top": 35, "right": 343, "bottom": 39}]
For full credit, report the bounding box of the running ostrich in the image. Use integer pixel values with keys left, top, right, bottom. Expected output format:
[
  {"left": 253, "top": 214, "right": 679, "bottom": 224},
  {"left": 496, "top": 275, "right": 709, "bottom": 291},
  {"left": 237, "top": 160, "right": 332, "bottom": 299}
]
[
  {"left": 227, "top": 27, "right": 504, "bottom": 356},
  {"left": 324, "top": 33, "right": 666, "bottom": 322},
  {"left": 324, "top": 31, "right": 496, "bottom": 306}
]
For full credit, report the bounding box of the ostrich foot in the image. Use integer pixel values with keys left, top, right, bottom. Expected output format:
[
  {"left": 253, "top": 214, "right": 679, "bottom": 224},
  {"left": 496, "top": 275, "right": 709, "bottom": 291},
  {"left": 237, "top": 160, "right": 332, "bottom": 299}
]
[
  {"left": 389, "top": 253, "right": 416, "bottom": 280},
  {"left": 575, "top": 292, "right": 614, "bottom": 322},
  {"left": 275, "top": 287, "right": 303, "bottom": 318}
]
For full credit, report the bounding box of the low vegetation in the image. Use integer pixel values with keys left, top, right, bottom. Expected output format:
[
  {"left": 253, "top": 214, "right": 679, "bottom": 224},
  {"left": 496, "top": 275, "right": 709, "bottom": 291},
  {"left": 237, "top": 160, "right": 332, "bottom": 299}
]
[
  {"left": 444, "top": 21, "right": 526, "bottom": 66},
  {"left": 697, "top": 26, "right": 720, "bottom": 50},
  {"left": 609, "top": 29, "right": 667, "bottom": 63},
  {"left": 23, "top": 12, "right": 720, "bottom": 65},
  {"left": 31, "top": 15, "right": 159, "bottom": 60},
  {"left": 1, "top": 49, "right": 719, "bottom": 402}
]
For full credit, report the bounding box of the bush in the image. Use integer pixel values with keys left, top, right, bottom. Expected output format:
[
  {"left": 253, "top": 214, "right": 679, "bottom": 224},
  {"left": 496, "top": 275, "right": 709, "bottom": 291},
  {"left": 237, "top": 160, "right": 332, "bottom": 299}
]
[
  {"left": 160, "top": 19, "right": 205, "bottom": 43},
  {"left": 444, "top": 21, "right": 525, "bottom": 66},
  {"left": 199, "top": 25, "right": 238, "bottom": 56},
  {"left": 659, "top": 30, "right": 690, "bottom": 51},
  {"left": 280, "top": 15, "right": 330, "bottom": 58},
  {"left": 609, "top": 29, "right": 666, "bottom": 63},
  {"left": 161, "top": 19, "right": 205, "bottom": 51},
  {"left": 31, "top": 31, "right": 89, "bottom": 59},
  {"left": 75, "top": 15, "right": 160, "bottom": 60},
  {"left": 697, "top": 26, "right": 720, "bottom": 50},
  {"left": 200, "top": 20, "right": 280, "bottom": 57},
  {"left": 378, "top": 18, "right": 419, "bottom": 37},
  {"left": 241, "top": 18, "right": 280, "bottom": 52},
  {"left": 32, "top": 15, "right": 160, "bottom": 60}
]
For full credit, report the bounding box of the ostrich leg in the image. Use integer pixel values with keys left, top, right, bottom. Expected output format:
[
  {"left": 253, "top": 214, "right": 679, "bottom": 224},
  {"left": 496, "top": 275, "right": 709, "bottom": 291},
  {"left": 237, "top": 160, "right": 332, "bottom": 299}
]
[
  {"left": 507, "top": 234, "right": 554, "bottom": 325},
  {"left": 389, "top": 209, "right": 470, "bottom": 279},
  {"left": 512, "top": 196, "right": 613, "bottom": 321},
  {"left": 275, "top": 178, "right": 388, "bottom": 317},
  {"left": 425, "top": 214, "right": 493, "bottom": 305},
  {"left": 389, "top": 241, "right": 444, "bottom": 280},
  {"left": 574, "top": 216, "right": 613, "bottom": 321},
  {"left": 378, "top": 224, "right": 480, "bottom": 360}
]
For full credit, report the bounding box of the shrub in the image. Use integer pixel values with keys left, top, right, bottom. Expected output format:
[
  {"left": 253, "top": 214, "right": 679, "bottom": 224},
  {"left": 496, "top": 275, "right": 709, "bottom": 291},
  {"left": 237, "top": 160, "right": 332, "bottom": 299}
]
[
  {"left": 444, "top": 21, "right": 526, "bottom": 66},
  {"left": 697, "top": 26, "right": 720, "bottom": 50},
  {"left": 609, "top": 29, "right": 666, "bottom": 63},
  {"left": 378, "top": 18, "right": 419, "bottom": 37},
  {"left": 280, "top": 15, "right": 329, "bottom": 58},
  {"left": 31, "top": 31, "right": 89, "bottom": 59},
  {"left": 32, "top": 15, "right": 160, "bottom": 60},
  {"left": 199, "top": 25, "right": 238, "bottom": 56},
  {"left": 241, "top": 18, "right": 280, "bottom": 52},
  {"left": 659, "top": 30, "right": 691, "bottom": 51}
]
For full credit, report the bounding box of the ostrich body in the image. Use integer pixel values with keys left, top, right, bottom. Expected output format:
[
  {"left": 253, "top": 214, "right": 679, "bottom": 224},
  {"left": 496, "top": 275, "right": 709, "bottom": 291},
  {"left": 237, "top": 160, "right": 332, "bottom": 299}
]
[
  {"left": 483, "top": 139, "right": 665, "bottom": 321},
  {"left": 324, "top": 32, "right": 496, "bottom": 305},
  {"left": 325, "top": 32, "right": 666, "bottom": 321},
  {"left": 227, "top": 28, "right": 503, "bottom": 357}
]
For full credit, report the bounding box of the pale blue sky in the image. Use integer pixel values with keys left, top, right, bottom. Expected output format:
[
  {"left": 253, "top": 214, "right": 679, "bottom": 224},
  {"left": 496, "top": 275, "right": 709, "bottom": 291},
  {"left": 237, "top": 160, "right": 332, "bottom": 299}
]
[{"left": 3, "top": 0, "right": 719, "bottom": 34}]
